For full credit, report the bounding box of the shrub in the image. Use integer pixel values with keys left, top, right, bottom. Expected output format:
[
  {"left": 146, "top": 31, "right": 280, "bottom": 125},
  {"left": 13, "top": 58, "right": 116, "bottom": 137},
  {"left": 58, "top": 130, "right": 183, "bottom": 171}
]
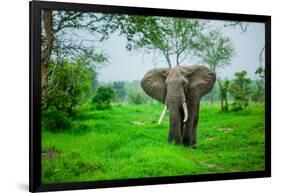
[
  {"left": 92, "top": 86, "right": 115, "bottom": 110},
  {"left": 42, "top": 106, "right": 71, "bottom": 132}
]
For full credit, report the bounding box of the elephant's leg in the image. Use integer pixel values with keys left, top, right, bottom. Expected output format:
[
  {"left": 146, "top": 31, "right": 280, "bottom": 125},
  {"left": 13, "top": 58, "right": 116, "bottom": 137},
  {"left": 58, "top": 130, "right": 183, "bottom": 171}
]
[
  {"left": 182, "top": 122, "right": 189, "bottom": 146},
  {"left": 168, "top": 126, "right": 183, "bottom": 144},
  {"left": 190, "top": 112, "right": 199, "bottom": 148},
  {"left": 182, "top": 98, "right": 200, "bottom": 147},
  {"left": 182, "top": 108, "right": 195, "bottom": 146},
  {"left": 168, "top": 110, "right": 183, "bottom": 144},
  {"left": 190, "top": 102, "right": 200, "bottom": 148}
]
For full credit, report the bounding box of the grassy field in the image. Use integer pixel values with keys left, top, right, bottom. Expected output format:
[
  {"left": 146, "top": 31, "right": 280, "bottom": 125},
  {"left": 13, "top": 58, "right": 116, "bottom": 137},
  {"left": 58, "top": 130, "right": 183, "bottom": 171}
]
[{"left": 41, "top": 102, "right": 265, "bottom": 184}]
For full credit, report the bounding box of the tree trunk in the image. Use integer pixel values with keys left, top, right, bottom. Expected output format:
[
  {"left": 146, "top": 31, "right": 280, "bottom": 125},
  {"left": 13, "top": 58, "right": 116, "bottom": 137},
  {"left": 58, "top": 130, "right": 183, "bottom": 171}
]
[
  {"left": 41, "top": 10, "right": 54, "bottom": 91},
  {"left": 163, "top": 51, "right": 172, "bottom": 68},
  {"left": 176, "top": 52, "right": 180, "bottom": 66}
]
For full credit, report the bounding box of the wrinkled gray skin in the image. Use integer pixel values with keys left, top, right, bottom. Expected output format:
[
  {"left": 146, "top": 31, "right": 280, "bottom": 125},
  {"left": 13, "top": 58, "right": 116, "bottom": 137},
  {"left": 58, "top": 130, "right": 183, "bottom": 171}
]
[{"left": 141, "top": 65, "right": 216, "bottom": 147}]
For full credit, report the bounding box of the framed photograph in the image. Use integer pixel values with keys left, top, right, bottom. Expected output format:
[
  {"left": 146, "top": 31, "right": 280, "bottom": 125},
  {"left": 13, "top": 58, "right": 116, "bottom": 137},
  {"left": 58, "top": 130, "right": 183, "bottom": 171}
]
[{"left": 30, "top": 0, "right": 271, "bottom": 192}]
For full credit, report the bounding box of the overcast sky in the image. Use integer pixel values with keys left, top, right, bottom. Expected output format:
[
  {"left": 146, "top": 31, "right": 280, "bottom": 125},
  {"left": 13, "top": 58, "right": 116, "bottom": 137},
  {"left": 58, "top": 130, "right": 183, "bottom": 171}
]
[{"left": 89, "top": 19, "right": 265, "bottom": 82}]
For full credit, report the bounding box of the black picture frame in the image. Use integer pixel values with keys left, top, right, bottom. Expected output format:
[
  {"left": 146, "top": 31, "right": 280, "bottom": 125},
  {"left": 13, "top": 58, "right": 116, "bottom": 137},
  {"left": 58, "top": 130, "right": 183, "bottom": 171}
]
[{"left": 29, "top": 1, "right": 271, "bottom": 192}]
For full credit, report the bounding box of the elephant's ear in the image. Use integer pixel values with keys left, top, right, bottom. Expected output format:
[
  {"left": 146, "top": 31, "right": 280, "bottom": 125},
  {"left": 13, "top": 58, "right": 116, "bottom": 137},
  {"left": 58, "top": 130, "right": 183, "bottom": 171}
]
[
  {"left": 141, "top": 68, "right": 170, "bottom": 104},
  {"left": 185, "top": 65, "right": 216, "bottom": 97}
]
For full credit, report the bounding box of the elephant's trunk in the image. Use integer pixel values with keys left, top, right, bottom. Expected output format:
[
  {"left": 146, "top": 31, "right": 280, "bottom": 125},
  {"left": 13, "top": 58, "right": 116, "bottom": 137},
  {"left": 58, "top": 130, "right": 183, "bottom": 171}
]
[
  {"left": 168, "top": 105, "right": 183, "bottom": 144},
  {"left": 165, "top": 86, "right": 187, "bottom": 144}
]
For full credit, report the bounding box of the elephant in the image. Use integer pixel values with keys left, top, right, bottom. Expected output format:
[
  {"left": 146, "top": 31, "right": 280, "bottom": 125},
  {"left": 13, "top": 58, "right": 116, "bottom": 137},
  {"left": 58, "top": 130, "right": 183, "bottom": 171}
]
[{"left": 141, "top": 65, "right": 216, "bottom": 148}]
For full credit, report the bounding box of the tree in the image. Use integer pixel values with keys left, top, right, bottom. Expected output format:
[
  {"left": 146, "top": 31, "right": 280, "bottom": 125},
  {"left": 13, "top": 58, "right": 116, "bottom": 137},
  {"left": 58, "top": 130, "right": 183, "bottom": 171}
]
[
  {"left": 92, "top": 86, "right": 115, "bottom": 110},
  {"left": 118, "top": 16, "right": 203, "bottom": 68},
  {"left": 193, "top": 30, "right": 234, "bottom": 103},
  {"left": 41, "top": 10, "right": 54, "bottom": 91},
  {"left": 194, "top": 30, "right": 234, "bottom": 72},
  {"left": 218, "top": 79, "right": 230, "bottom": 112},
  {"left": 229, "top": 70, "right": 252, "bottom": 111},
  {"left": 41, "top": 10, "right": 112, "bottom": 91}
]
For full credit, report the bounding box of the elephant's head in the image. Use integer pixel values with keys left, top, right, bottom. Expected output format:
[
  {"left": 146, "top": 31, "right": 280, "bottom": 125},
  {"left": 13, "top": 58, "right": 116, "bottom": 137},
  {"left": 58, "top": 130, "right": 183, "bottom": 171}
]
[{"left": 141, "top": 65, "right": 216, "bottom": 144}]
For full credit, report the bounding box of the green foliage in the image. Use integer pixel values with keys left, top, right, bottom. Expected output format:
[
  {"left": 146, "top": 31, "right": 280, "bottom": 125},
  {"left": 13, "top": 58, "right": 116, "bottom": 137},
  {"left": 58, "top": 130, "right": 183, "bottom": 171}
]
[
  {"left": 42, "top": 106, "right": 71, "bottom": 132},
  {"left": 47, "top": 10, "right": 114, "bottom": 64},
  {"left": 218, "top": 79, "right": 230, "bottom": 112},
  {"left": 92, "top": 86, "right": 115, "bottom": 110},
  {"left": 119, "top": 16, "right": 203, "bottom": 67},
  {"left": 230, "top": 70, "right": 252, "bottom": 111},
  {"left": 42, "top": 103, "right": 265, "bottom": 183},
  {"left": 193, "top": 30, "right": 234, "bottom": 71},
  {"left": 78, "top": 51, "right": 108, "bottom": 93},
  {"left": 43, "top": 60, "right": 92, "bottom": 114}
]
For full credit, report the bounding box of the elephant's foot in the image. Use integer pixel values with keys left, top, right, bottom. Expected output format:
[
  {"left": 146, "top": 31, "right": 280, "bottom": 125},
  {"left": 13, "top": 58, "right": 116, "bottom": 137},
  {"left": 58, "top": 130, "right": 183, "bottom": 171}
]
[
  {"left": 182, "top": 137, "right": 190, "bottom": 146},
  {"left": 190, "top": 138, "right": 197, "bottom": 148},
  {"left": 182, "top": 143, "right": 197, "bottom": 148},
  {"left": 191, "top": 144, "right": 197, "bottom": 149},
  {"left": 182, "top": 142, "right": 189, "bottom": 147},
  {"left": 182, "top": 139, "right": 197, "bottom": 148},
  {"left": 168, "top": 135, "right": 183, "bottom": 145}
]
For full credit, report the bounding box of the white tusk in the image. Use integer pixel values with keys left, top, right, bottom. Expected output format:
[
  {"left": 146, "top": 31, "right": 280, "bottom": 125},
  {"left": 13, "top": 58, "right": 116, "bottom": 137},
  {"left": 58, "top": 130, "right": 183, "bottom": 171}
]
[
  {"left": 182, "top": 103, "right": 188, "bottom": 122},
  {"left": 158, "top": 105, "right": 167, "bottom": 125}
]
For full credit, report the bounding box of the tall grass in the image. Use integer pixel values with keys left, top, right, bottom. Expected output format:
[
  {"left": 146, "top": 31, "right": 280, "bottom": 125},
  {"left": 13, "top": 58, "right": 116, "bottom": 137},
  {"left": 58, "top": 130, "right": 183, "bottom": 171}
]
[{"left": 42, "top": 103, "right": 265, "bottom": 184}]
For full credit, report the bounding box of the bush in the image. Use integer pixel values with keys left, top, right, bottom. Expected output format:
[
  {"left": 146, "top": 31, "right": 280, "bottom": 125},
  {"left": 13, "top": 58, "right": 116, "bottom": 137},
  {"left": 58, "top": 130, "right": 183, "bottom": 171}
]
[
  {"left": 92, "top": 86, "right": 115, "bottom": 110},
  {"left": 42, "top": 107, "right": 71, "bottom": 132},
  {"left": 42, "top": 61, "right": 92, "bottom": 114}
]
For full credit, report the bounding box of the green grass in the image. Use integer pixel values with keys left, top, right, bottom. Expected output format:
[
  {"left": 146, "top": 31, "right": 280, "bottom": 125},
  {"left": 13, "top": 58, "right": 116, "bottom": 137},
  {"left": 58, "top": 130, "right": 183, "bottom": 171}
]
[{"left": 41, "top": 103, "right": 265, "bottom": 184}]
